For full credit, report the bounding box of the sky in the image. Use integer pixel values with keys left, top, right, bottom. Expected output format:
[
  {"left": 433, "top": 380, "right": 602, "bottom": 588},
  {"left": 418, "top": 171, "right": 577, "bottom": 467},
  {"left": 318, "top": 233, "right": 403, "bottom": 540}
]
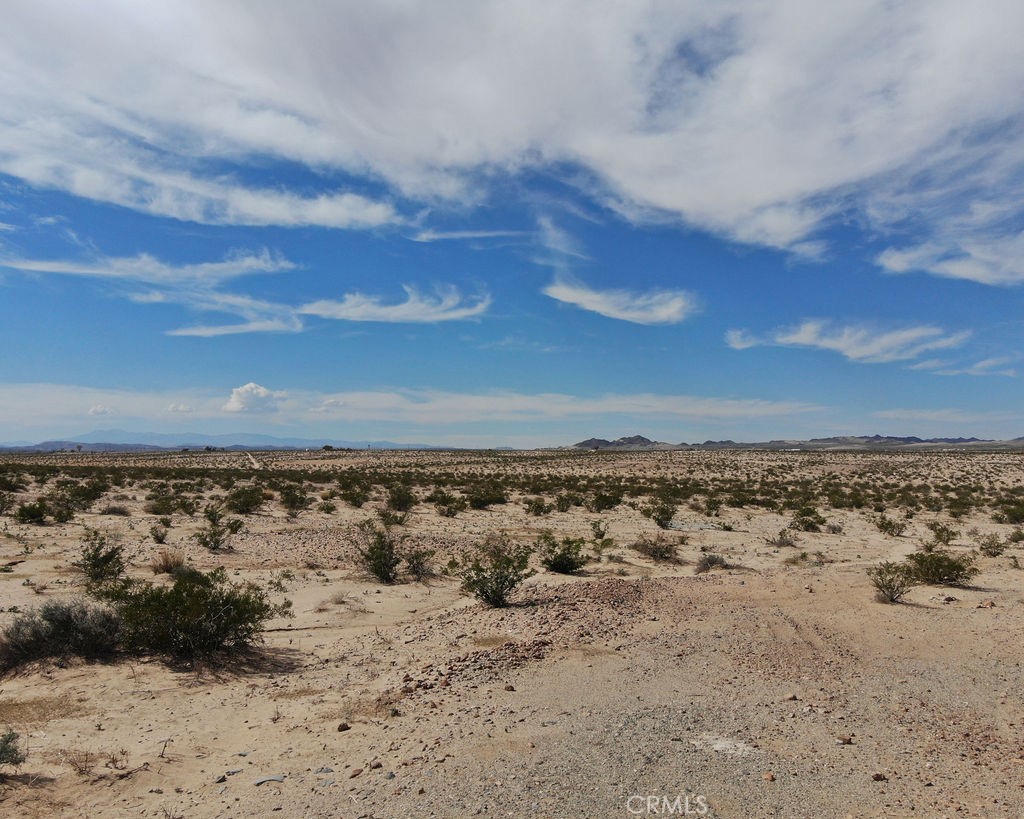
[{"left": 2, "top": 0, "right": 1024, "bottom": 447}]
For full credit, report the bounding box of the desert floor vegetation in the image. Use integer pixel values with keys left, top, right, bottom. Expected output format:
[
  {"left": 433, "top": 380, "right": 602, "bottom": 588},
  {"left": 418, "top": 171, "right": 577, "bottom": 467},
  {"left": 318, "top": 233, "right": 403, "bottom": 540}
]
[{"left": 0, "top": 448, "right": 1022, "bottom": 816}]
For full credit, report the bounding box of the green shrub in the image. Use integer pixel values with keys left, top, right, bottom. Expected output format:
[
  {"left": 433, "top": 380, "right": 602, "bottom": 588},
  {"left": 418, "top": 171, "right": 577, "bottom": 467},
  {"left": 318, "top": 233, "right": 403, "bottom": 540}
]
[
  {"left": 192, "top": 504, "right": 243, "bottom": 552},
  {"left": 454, "top": 534, "right": 534, "bottom": 607},
  {"left": 867, "top": 561, "right": 917, "bottom": 603},
  {"left": 317, "top": 501, "right": 337, "bottom": 514},
  {"left": 631, "top": 533, "right": 679, "bottom": 562},
  {"left": 0, "top": 731, "right": 26, "bottom": 767},
  {"left": 695, "top": 553, "right": 729, "bottom": 574},
  {"left": 766, "top": 528, "right": 798, "bottom": 548},
  {"left": 403, "top": 547, "right": 436, "bottom": 581},
  {"left": 524, "top": 497, "right": 552, "bottom": 516},
  {"left": 278, "top": 484, "right": 310, "bottom": 513},
  {"left": 225, "top": 485, "right": 265, "bottom": 515},
  {"left": 149, "top": 524, "right": 168, "bottom": 544},
  {"left": 537, "top": 532, "right": 588, "bottom": 574},
  {"left": 905, "top": 550, "right": 979, "bottom": 586},
  {"left": 925, "top": 521, "right": 959, "bottom": 547},
  {"left": 355, "top": 521, "right": 402, "bottom": 583},
  {"left": 386, "top": 484, "right": 416, "bottom": 512},
  {"left": 15, "top": 500, "right": 48, "bottom": 525},
  {"left": 467, "top": 484, "right": 508, "bottom": 510},
  {"left": 99, "top": 505, "right": 130, "bottom": 517},
  {"left": 976, "top": 533, "right": 1006, "bottom": 557},
  {"left": 876, "top": 514, "right": 907, "bottom": 537},
  {"left": 0, "top": 491, "right": 14, "bottom": 515},
  {"left": 0, "top": 599, "right": 120, "bottom": 671},
  {"left": 642, "top": 499, "right": 676, "bottom": 529},
  {"left": 586, "top": 490, "right": 622, "bottom": 513},
  {"left": 101, "top": 568, "right": 290, "bottom": 660},
  {"left": 73, "top": 529, "right": 127, "bottom": 590},
  {"left": 790, "top": 506, "right": 826, "bottom": 532}
]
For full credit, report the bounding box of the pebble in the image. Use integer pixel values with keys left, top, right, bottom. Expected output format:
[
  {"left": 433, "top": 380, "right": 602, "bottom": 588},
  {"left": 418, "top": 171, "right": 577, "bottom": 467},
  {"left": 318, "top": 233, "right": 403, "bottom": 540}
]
[{"left": 337, "top": 722, "right": 351, "bottom": 732}]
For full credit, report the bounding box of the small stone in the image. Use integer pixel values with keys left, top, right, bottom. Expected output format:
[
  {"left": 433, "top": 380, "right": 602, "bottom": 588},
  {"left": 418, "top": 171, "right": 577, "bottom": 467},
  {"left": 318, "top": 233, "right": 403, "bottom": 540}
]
[
  {"left": 504, "top": 684, "right": 516, "bottom": 692},
  {"left": 369, "top": 760, "right": 383, "bottom": 770},
  {"left": 836, "top": 736, "right": 853, "bottom": 745},
  {"left": 784, "top": 693, "right": 799, "bottom": 702},
  {"left": 337, "top": 722, "right": 351, "bottom": 732},
  {"left": 349, "top": 768, "right": 363, "bottom": 779},
  {"left": 763, "top": 772, "right": 776, "bottom": 782},
  {"left": 872, "top": 773, "right": 888, "bottom": 782}
]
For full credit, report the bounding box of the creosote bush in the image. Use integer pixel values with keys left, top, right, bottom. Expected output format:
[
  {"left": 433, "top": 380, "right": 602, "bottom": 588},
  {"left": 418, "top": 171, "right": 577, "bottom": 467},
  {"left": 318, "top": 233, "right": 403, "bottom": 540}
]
[
  {"left": 453, "top": 534, "right": 534, "bottom": 607},
  {"left": 867, "top": 562, "right": 917, "bottom": 603},
  {"left": 0, "top": 599, "right": 121, "bottom": 671},
  {"left": 631, "top": 533, "right": 679, "bottom": 562},
  {"left": 537, "top": 531, "right": 588, "bottom": 574},
  {"left": 0, "top": 730, "right": 27, "bottom": 768},
  {"left": 876, "top": 514, "right": 907, "bottom": 537},
  {"left": 98, "top": 568, "right": 291, "bottom": 660},
  {"left": 355, "top": 521, "right": 402, "bottom": 583},
  {"left": 192, "top": 504, "right": 243, "bottom": 552},
  {"left": 905, "top": 550, "right": 979, "bottom": 586},
  {"left": 73, "top": 528, "right": 127, "bottom": 590},
  {"left": 695, "top": 553, "right": 730, "bottom": 574}
]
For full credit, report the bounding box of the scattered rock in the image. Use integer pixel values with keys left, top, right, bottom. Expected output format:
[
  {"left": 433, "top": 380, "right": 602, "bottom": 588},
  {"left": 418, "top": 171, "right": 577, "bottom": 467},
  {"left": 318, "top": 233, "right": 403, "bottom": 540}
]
[
  {"left": 504, "top": 684, "right": 516, "bottom": 692},
  {"left": 337, "top": 722, "right": 351, "bottom": 732},
  {"left": 763, "top": 772, "right": 776, "bottom": 782},
  {"left": 977, "top": 599, "right": 996, "bottom": 608},
  {"left": 349, "top": 768, "right": 363, "bottom": 779},
  {"left": 872, "top": 773, "right": 888, "bottom": 782},
  {"left": 254, "top": 774, "right": 286, "bottom": 786},
  {"left": 835, "top": 736, "right": 853, "bottom": 745}
]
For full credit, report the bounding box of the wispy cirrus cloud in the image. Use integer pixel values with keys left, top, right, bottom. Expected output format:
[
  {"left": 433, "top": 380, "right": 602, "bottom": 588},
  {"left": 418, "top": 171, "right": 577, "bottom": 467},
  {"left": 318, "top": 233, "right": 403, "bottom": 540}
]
[
  {"left": 299, "top": 285, "right": 490, "bottom": 323},
  {"left": 727, "top": 320, "right": 970, "bottom": 364},
  {"left": 543, "top": 275, "right": 697, "bottom": 325},
  {"left": 910, "top": 356, "right": 1017, "bottom": 377}
]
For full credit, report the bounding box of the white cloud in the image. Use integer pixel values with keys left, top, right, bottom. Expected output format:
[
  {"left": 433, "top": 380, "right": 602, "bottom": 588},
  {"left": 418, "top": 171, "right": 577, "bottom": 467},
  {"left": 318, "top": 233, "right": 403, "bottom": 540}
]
[
  {"left": 166, "top": 403, "right": 194, "bottom": 413},
  {"left": 411, "top": 229, "right": 528, "bottom": 242},
  {"left": 729, "top": 320, "right": 970, "bottom": 364},
  {"left": 874, "top": 408, "right": 1020, "bottom": 425},
  {"left": 300, "top": 285, "right": 490, "bottom": 323},
  {"left": 543, "top": 276, "right": 696, "bottom": 325},
  {"left": 88, "top": 404, "right": 113, "bottom": 416},
  {"left": 2, "top": 1, "right": 1022, "bottom": 268},
  {"left": 222, "top": 382, "right": 285, "bottom": 413},
  {"left": 932, "top": 357, "right": 1017, "bottom": 377}
]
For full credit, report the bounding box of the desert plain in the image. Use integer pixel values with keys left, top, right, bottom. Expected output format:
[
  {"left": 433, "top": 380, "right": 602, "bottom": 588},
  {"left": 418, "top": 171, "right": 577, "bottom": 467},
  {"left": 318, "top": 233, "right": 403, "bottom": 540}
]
[{"left": 0, "top": 448, "right": 1022, "bottom": 818}]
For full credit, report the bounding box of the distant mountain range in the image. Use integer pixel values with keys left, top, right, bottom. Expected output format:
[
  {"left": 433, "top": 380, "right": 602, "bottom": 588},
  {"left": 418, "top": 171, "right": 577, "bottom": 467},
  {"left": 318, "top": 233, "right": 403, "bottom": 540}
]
[
  {"left": 569, "top": 434, "right": 1024, "bottom": 452},
  {"left": 0, "top": 429, "right": 444, "bottom": 452}
]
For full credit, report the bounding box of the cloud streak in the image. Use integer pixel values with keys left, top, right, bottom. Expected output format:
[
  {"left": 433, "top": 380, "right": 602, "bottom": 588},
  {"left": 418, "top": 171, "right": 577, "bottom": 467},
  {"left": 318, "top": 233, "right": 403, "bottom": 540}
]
[
  {"left": 543, "top": 276, "right": 697, "bottom": 325},
  {"left": 727, "top": 320, "right": 970, "bottom": 364},
  {"left": 300, "top": 286, "right": 490, "bottom": 323}
]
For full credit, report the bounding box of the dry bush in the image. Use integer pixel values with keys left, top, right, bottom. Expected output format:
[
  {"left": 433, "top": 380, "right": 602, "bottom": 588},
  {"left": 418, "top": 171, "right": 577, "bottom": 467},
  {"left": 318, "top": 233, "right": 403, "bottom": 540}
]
[{"left": 150, "top": 549, "right": 186, "bottom": 575}]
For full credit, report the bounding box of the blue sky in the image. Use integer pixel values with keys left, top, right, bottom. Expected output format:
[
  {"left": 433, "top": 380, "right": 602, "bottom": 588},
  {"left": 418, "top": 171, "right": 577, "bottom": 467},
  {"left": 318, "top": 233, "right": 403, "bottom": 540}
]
[{"left": 2, "top": 0, "right": 1024, "bottom": 447}]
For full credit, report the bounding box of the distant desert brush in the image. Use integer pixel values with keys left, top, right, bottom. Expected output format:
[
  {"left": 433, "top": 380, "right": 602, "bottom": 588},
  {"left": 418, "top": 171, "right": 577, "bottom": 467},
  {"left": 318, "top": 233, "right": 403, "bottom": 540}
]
[{"left": 150, "top": 549, "right": 186, "bottom": 575}]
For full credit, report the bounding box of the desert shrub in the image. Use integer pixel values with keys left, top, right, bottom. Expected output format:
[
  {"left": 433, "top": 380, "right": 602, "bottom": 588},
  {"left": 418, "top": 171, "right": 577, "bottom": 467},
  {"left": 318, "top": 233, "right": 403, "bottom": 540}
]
[
  {"left": 376, "top": 508, "right": 408, "bottom": 527},
  {"left": 0, "top": 730, "right": 26, "bottom": 767},
  {"left": 925, "top": 521, "right": 959, "bottom": 547},
  {"left": 782, "top": 551, "right": 809, "bottom": 566},
  {"left": 642, "top": 499, "right": 676, "bottom": 529},
  {"left": 766, "top": 528, "right": 798, "bottom": 548},
  {"left": 102, "top": 568, "right": 290, "bottom": 660},
  {"left": 0, "top": 599, "right": 120, "bottom": 671},
  {"left": 524, "top": 497, "right": 552, "bottom": 516},
  {"left": 317, "top": 501, "right": 337, "bottom": 514},
  {"left": 586, "top": 490, "right": 622, "bottom": 513},
  {"left": 149, "top": 524, "right": 168, "bottom": 544},
  {"left": 1007, "top": 527, "right": 1024, "bottom": 544},
  {"left": 225, "top": 485, "right": 265, "bottom": 515},
  {"left": 467, "top": 484, "right": 508, "bottom": 510},
  {"left": 0, "top": 491, "right": 14, "bottom": 515},
  {"left": 386, "top": 484, "right": 417, "bottom": 512},
  {"left": 99, "top": 505, "right": 130, "bottom": 517},
  {"left": 554, "top": 494, "right": 574, "bottom": 513},
  {"left": 876, "top": 514, "right": 907, "bottom": 537},
  {"left": 278, "top": 483, "right": 310, "bottom": 513},
  {"left": 403, "top": 547, "right": 436, "bottom": 581},
  {"left": 790, "top": 506, "right": 826, "bottom": 532},
  {"left": 976, "top": 533, "right": 1006, "bottom": 557},
  {"left": 867, "top": 562, "right": 917, "bottom": 603},
  {"left": 192, "top": 504, "right": 243, "bottom": 552},
  {"left": 428, "top": 489, "right": 467, "bottom": 517},
  {"left": 631, "top": 533, "right": 678, "bottom": 562},
  {"left": 905, "top": 550, "right": 979, "bottom": 586},
  {"left": 537, "top": 532, "right": 588, "bottom": 574},
  {"left": 454, "top": 534, "right": 534, "bottom": 607},
  {"left": 73, "top": 529, "right": 127, "bottom": 590},
  {"left": 150, "top": 549, "right": 186, "bottom": 575},
  {"left": 825, "top": 522, "right": 843, "bottom": 534},
  {"left": 339, "top": 483, "right": 370, "bottom": 508},
  {"left": 355, "top": 521, "right": 402, "bottom": 583},
  {"left": 15, "top": 500, "right": 48, "bottom": 525},
  {"left": 695, "top": 553, "right": 729, "bottom": 574}
]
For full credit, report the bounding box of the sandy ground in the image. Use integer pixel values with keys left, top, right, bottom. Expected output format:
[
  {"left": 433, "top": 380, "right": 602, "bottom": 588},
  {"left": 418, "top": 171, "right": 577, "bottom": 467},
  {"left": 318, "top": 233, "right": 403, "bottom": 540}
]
[{"left": 0, "top": 450, "right": 1022, "bottom": 818}]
